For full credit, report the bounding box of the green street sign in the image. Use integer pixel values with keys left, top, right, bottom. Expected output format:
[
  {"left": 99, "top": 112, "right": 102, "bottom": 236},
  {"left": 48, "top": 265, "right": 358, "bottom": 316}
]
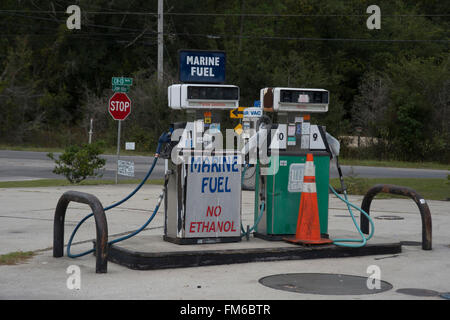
[
  {"left": 112, "top": 77, "right": 133, "bottom": 86},
  {"left": 112, "top": 85, "right": 130, "bottom": 93}
]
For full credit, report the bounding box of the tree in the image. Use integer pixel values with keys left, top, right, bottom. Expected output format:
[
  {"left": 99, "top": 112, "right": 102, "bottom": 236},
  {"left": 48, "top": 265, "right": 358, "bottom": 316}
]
[
  {"left": 351, "top": 72, "right": 391, "bottom": 136},
  {"left": 0, "top": 37, "right": 43, "bottom": 143},
  {"left": 0, "top": 0, "right": 448, "bottom": 163},
  {"left": 386, "top": 56, "right": 449, "bottom": 162}
]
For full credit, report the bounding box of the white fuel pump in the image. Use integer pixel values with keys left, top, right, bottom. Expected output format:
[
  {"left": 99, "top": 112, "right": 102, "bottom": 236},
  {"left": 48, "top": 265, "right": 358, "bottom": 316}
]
[{"left": 164, "top": 84, "right": 243, "bottom": 245}]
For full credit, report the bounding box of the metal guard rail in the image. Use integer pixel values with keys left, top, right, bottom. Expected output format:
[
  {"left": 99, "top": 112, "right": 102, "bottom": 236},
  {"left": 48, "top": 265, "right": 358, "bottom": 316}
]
[
  {"left": 53, "top": 191, "right": 108, "bottom": 273},
  {"left": 360, "top": 184, "right": 432, "bottom": 250}
]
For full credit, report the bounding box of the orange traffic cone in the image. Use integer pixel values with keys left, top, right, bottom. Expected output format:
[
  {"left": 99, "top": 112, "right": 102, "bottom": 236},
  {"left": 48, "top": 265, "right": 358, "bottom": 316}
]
[{"left": 284, "top": 153, "right": 333, "bottom": 245}]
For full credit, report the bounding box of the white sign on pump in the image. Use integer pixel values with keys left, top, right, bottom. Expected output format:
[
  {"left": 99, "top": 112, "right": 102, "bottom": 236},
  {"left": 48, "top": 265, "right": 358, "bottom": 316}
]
[
  {"left": 243, "top": 107, "right": 263, "bottom": 118},
  {"left": 309, "top": 125, "right": 326, "bottom": 150},
  {"left": 270, "top": 124, "right": 287, "bottom": 150},
  {"left": 184, "top": 154, "right": 242, "bottom": 238}
]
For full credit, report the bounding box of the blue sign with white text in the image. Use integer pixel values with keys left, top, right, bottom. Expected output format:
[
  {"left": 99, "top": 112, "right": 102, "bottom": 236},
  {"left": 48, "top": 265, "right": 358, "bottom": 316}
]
[{"left": 179, "top": 50, "right": 226, "bottom": 83}]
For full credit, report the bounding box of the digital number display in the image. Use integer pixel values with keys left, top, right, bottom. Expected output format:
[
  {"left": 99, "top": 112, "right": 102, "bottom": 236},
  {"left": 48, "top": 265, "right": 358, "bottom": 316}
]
[
  {"left": 187, "top": 86, "right": 239, "bottom": 101},
  {"left": 280, "top": 90, "right": 329, "bottom": 104}
]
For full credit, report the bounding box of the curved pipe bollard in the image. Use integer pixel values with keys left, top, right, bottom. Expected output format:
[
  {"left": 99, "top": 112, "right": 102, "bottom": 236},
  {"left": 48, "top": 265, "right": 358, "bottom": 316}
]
[
  {"left": 360, "top": 184, "right": 432, "bottom": 250},
  {"left": 53, "top": 191, "right": 108, "bottom": 273}
]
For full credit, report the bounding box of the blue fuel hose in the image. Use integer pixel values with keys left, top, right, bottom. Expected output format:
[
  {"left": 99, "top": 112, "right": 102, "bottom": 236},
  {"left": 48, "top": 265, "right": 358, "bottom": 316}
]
[
  {"left": 67, "top": 156, "right": 159, "bottom": 257},
  {"left": 67, "top": 132, "right": 170, "bottom": 258},
  {"left": 329, "top": 184, "right": 375, "bottom": 247}
]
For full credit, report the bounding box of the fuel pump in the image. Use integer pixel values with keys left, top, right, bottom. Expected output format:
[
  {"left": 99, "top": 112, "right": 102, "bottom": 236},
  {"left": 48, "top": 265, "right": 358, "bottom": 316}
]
[
  {"left": 164, "top": 84, "right": 243, "bottom": 244},
  {"left": 253, "top": 87, "right": 332, "bottom": 240}
]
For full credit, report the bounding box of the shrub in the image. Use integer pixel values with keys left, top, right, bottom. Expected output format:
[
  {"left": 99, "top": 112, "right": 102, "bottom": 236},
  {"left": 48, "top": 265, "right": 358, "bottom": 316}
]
[{"left": 47, "top": 141, "right": 106, "bottom": 184}]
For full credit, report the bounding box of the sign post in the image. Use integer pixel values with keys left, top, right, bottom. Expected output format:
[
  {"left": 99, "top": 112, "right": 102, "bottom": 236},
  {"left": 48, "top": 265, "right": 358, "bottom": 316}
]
[
  {"left": 115, "top": 120, "right": 122, "bottom": 184},
  {"left": 109, "top": 90, "right": 132, "bottom": 184}
]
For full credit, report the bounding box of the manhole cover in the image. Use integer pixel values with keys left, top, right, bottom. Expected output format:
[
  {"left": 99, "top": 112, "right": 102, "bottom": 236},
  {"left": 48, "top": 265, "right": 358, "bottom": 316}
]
[
  {"left": 396, "top": 288, "right": 440, "bottom": 297},
  {"left": 259, "top": 273, "right": 392, "bottom": 295},
  {"left": 375, "top": 215, "right": 404, "bottom": 220}
]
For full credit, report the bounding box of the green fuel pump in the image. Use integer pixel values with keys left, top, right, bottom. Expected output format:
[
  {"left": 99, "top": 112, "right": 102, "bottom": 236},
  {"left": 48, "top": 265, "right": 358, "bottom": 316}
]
[{"left": 253, "top": 87, "right": 332, "bottom": 240}]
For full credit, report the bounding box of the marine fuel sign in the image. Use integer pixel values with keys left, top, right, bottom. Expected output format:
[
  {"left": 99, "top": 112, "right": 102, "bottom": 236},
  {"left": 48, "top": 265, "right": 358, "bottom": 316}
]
[
  {"left": 184, "top": 154, "right": 241, "bottom": 238},
  {"left": 179, "top": 50, "right": 226, "bottom": 83}
]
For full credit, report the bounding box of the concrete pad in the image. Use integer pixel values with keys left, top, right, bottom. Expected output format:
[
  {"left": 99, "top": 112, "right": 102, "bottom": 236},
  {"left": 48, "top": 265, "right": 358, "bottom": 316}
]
[
  {"left": 0, "top": 184, "right": 449, "bottom": 300},
  {"left": 106, "top": 234, "right": 400, "bottom": 270}
]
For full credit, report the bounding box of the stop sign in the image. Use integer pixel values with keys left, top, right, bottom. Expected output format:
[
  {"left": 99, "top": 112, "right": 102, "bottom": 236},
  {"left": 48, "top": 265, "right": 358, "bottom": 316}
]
[{"left": 109, "top": 92, "right": 131, "bottom": 120}]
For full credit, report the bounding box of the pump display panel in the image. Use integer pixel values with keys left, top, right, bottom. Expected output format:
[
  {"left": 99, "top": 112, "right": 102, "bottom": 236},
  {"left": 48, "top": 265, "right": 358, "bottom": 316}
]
[
  {"left": 187, "top": 86, "right": 239, "bottom": 101},
  {"left": 279, "top": 90, "right": 328, "bottom": 105},
  {"left": 168, "top": 84, "right": 239, "bottom": 110},
  {"left": 260, "top": 87, "right": 329, "bottom": 113}
]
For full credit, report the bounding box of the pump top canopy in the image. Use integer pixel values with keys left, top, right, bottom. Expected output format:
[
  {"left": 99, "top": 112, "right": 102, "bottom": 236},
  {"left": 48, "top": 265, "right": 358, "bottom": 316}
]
[{"left": 260, "top": 87, "right": 329, "bottom": 113}]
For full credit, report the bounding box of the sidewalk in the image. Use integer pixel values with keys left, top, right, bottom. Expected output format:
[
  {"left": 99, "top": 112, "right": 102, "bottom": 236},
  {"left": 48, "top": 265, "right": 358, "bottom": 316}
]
[{"left": 0, "top": 184, "right": 449, "bottom": 299}]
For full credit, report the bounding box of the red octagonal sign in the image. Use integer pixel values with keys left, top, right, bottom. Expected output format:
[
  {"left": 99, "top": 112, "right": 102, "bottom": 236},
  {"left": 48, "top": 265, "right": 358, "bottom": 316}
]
[{"left": 109, "top": 92, "right": 131, "bottom": 120}]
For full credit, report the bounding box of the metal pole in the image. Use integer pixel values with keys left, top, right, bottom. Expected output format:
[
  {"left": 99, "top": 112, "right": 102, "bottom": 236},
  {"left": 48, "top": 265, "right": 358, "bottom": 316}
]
[
  {"left": 157, "top": 0, "right": 163, "bottom": 83},
  {"left": 115, "top": 120, "right": 122, "bottom": 184}
]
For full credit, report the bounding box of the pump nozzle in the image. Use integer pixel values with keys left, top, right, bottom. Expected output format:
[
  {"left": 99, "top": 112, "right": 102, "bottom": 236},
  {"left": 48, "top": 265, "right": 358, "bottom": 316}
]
[
  {"left": 325, "top": 132, "right": 340, "bottom": 158},
  {"left": 325, "top": 133, "right": 347, "bottom": 193},
  {"left": 155, "top": 130, "right": 172, "bottom": 156},
  {"left": 240, "top": 121, "right": 271, "bottom": 155}
]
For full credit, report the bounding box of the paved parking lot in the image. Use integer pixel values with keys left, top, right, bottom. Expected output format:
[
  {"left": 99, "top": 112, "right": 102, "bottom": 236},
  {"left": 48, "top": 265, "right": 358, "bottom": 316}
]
[{"left": 0, "top": 184, "right": 449, "bottom": 300}]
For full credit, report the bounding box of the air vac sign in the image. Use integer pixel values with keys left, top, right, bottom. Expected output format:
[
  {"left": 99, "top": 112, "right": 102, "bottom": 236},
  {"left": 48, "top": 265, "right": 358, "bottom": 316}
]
[
  {"left": 184, "top": 154, "right": 241, "bottom": 238},
  {"left": 179, "top": 50, "right": 226, "bottom": 83}
]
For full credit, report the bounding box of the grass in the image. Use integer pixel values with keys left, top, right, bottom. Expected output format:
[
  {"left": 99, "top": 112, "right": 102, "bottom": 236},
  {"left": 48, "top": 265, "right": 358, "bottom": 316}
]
[
  {"left": 0, "top": 178, "right": 164, "bottom": 189},
  {"left": 330, "top": 177, "right": 450, "bottom": 201},
  {"left": 0, "top": 144, "right": 64, "bottom": 153},
  {"left": 0, "top": 251, "right": 35, "bottom": 265},
  {"left": 1, "top": 176, "right": 447, "bottom": 201},
  {"left": 339, "top": 158, "right": 449, "bottom": 171}
]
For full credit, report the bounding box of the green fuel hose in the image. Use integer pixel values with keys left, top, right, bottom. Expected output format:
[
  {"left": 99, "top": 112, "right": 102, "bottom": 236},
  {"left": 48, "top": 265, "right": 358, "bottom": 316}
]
[
  {"left": 241, "top": 201, "right": 265, "bottom": 238},
  {"left": 329, "top": 184, "right": 375, "bottom": 247},
  {"left": 329, "top": 156, "right": 375, "bottom": 247}
]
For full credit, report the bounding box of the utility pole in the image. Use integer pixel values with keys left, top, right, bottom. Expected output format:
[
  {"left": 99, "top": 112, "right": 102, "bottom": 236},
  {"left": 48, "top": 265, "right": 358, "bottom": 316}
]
[
  {"left": 88, "top": 118, "right": 93, "bottom": 144},
  {"left": 157, "top": 0, "right": 163, "bottom": 83},
  {"left": 238, "top": 0, "right": 245, "bottom": 54}
]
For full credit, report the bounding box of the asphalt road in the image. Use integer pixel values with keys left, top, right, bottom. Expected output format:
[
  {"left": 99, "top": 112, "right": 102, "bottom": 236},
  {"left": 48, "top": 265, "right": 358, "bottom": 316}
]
[{"left": 0, "top": 150, "right": 448, "bottom": 182}]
